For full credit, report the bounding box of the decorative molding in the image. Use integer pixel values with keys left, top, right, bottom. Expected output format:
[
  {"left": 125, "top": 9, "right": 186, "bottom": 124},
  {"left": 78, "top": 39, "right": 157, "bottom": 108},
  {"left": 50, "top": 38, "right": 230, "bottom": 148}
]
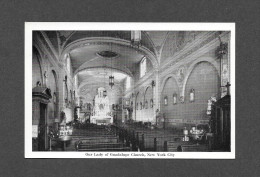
[
  {"left": 159, "top": 32, "right": 226, "bottom": 74},
  {"left": 61, "top": 37, "right": 159, "bottom": 69}
]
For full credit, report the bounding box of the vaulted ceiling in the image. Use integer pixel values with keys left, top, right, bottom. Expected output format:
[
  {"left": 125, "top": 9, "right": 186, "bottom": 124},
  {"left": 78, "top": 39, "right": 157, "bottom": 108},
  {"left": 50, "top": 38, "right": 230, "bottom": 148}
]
[
  {"left": 36, "top": 31, "right": 194, "bottom": 98},
  {"left": 40, "top": 30, "right": 169, "bottom": 94},
  {"left": 43, "top": 31, "right": 169, "bottom": 74}
]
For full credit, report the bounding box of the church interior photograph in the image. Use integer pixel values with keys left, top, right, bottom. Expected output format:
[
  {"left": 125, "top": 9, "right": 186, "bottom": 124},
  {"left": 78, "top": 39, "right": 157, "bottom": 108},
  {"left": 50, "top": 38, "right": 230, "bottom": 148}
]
[{"left": 31, "top": 29, "right": 232, "bottom": 153}]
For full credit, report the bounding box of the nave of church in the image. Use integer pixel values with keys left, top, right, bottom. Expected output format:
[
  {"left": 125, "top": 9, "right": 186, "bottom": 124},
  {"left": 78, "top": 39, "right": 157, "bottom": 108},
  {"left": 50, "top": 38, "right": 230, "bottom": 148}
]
[{"left": 32, "top": 30, "right": 231, "bottom": 152}]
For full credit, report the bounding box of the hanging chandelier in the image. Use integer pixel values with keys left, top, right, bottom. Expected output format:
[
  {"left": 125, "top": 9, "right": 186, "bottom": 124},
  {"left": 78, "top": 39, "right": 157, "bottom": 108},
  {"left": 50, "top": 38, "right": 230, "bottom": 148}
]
[
  {"left": 109, "top": 75, "right": 114, "bottom": 89},
  {"left": 108, "top": 43, "right": 114, "bottom": 89},
  {"left": 131, "top": 31, "right": 142, "bottom": 48}
]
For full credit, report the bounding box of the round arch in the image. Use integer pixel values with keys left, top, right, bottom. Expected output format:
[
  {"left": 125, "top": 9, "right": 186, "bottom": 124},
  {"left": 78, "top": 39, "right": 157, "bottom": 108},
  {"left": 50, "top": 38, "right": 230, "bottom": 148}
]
[
  {"left": 181, "top": 57, "right": 220, "bottom": 99},
  {"left": 60, "top": 37, "right": 159, "bottom": 70},
  {"left": 32, "top": 46, "right": 44, "bottom": 86},
  {"left": 144, "top": 85, "right": 152, "bottom": 100},
  {"left": 160, "top": 74, "right": 179, "bottom": 95}
]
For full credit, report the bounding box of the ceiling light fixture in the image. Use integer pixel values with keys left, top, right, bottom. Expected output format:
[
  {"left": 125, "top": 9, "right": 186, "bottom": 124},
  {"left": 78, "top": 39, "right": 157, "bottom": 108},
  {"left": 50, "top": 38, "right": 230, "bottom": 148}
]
[
  {"left": 131, "top": 31, "right": 142, "bottom": 48},
  {"left": 109, "top": 43, "right": 114, "bottom": 89}
]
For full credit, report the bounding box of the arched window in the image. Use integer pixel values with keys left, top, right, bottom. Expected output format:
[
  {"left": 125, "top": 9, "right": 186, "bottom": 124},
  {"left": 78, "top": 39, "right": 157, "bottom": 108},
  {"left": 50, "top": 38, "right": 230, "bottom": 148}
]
[
  {"left": 126, "top": 76, "right": 131, "bottom": 89},
  {"left": 173, "top": 93, "right": 177, "bottom": 105},
  {"left": 190, "top": 89, "right": 195, "bottom": 102},
  {"left": 140, "top": 56, "right": 147, "bottom": 78},
  {"left": 150, "top": 99, "right": 153, "bottom": 108},
  {"left": 66, "top": 54, "right": 71, "bottom": 75},
  {"left": 164, "top": 96, "right": 168, "bottom": 106}
]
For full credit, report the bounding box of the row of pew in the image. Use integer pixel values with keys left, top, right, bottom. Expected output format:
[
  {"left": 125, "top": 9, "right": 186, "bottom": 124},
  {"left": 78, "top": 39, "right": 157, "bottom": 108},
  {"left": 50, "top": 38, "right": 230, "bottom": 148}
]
[
  {"left": 113, "top": 125, "right": 210, "bottom": 152},
  {"left": 73, "top": 125, "right": 131, "bottom": 151}
]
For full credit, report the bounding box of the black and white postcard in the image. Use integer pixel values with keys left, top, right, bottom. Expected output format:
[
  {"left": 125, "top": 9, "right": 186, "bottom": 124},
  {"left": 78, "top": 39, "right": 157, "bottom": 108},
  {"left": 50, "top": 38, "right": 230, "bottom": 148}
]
[{"left": 25, "top": 23, "right": 235, "bottom": 159}]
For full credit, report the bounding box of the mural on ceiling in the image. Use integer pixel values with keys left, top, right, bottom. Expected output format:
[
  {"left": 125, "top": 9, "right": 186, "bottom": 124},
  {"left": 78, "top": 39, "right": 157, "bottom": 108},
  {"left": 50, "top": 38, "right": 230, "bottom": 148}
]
[{"left": 160, "top": 31, "right": 200, "bottom": 63}]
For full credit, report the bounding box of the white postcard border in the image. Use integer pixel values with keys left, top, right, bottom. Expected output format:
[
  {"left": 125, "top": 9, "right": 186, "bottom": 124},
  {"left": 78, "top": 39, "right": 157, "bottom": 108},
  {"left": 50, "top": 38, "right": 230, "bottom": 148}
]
[{"left": 25, "top": 22, "right": 235, "bottom": 159}]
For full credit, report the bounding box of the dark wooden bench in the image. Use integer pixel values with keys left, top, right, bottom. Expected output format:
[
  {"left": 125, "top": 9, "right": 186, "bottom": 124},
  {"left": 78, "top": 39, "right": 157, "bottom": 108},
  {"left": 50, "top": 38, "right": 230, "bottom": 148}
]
[
  {"left": 72, "top": 135, "right": 117, "bottom": 140},
  {"left": 78, "top": 143, "right": 124, "bottom": 149},
  {"left": 77, "top": 137, "right": 118, "bottom": 144},
  {"left": 180, "top": 144, "right": 209, "bottom": 152},
  {"left": 138, "top": 134, "right": 184, "bottom": 151},
  {"left": 164, "top": 141, "right": 193, "bottom": 152},
  {"left": 77, "top": 147, "right": 131, "bottom": 151}
]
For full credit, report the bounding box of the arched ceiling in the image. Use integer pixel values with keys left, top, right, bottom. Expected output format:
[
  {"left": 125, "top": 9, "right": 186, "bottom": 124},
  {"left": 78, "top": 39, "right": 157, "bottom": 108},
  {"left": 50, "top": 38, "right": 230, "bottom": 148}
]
[
  {"left": 69, "top": 42, "right": 144, "bottom": 76},
  {"left": 40, "top": 30, "right": 178, "bottom": 91},
  {"left": 77, "top": 68, "right": 129, "bottom": 86}
]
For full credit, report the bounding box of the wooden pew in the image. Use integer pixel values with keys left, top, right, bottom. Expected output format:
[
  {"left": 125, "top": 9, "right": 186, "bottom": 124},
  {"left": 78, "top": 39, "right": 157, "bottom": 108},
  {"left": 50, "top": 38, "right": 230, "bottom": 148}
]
[
  {"left": 139, "top": 134, "right": 184, "bottom": 151},
  {"left": 77, "top": 142, "right": 125, "bottom": 151},
  {"left": 77, "top": 147, "right": 131, "bottom": 151},
  {"left": 180, "top": 144, "right": 209, "bottom": 152},
  {"left": 164, "top": 141, "right": 193, "bottom": 152},
  {"left": 77, "top": 137, "right": 118, "bottom": 144},
  {"left": 76, "top": 137, "right": 131, "bottom": 151}
]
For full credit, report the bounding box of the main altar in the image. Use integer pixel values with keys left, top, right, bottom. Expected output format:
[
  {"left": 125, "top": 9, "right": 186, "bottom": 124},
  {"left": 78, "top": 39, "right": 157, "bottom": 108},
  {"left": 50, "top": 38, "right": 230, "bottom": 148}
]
[{"left": 90, "top": 87, "right": 113, "bottom": 125}]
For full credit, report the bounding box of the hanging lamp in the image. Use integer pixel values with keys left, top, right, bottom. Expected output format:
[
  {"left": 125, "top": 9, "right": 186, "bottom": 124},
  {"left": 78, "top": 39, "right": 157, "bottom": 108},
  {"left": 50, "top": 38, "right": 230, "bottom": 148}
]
[{"left": 108, "top": 43, "right": 114, "bottom": 89}]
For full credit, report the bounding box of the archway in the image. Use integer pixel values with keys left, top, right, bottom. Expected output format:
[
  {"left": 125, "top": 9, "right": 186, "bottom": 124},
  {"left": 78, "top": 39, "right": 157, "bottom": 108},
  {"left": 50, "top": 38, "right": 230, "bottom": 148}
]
[
  {"left": 160, "top": 76, "right": 179, "bottom": 126},
  {"left": 183, "top": 61, "right": 220, "bottom": 120},
  {"left": 32, "top": 47, "right": 43, "bottom": 87}
]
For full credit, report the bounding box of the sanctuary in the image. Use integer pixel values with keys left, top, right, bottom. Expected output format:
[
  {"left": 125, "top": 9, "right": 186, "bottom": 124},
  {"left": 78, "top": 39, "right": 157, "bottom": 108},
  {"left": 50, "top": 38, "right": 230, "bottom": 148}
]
[{"left": 90, "top": 87, "right": 113, "bottom": 125}]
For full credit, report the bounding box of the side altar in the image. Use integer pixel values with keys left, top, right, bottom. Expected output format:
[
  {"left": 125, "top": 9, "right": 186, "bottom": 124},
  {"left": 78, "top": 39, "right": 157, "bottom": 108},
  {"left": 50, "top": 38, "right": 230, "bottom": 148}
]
[{"left": 90, "top": 87, "right": 113, "bottom": 125}]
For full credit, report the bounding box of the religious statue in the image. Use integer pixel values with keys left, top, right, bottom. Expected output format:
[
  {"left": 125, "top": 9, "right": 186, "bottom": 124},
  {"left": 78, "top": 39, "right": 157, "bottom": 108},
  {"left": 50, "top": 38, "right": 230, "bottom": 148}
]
[
  {"left": 44, "top": 71, "right": 48, "bottom": 85},
  {"left": 60, "top": 111, "right": 66, "bottom": 125}
]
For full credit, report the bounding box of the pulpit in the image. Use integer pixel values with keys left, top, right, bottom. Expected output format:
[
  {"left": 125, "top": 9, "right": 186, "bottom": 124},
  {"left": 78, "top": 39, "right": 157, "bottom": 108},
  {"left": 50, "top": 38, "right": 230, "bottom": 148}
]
[
  {"left": 32, "top": 86, "right": 52, "bottom": 151},
  {"left": 210, "top": 94, "right": 231, "bottom": 151}
]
